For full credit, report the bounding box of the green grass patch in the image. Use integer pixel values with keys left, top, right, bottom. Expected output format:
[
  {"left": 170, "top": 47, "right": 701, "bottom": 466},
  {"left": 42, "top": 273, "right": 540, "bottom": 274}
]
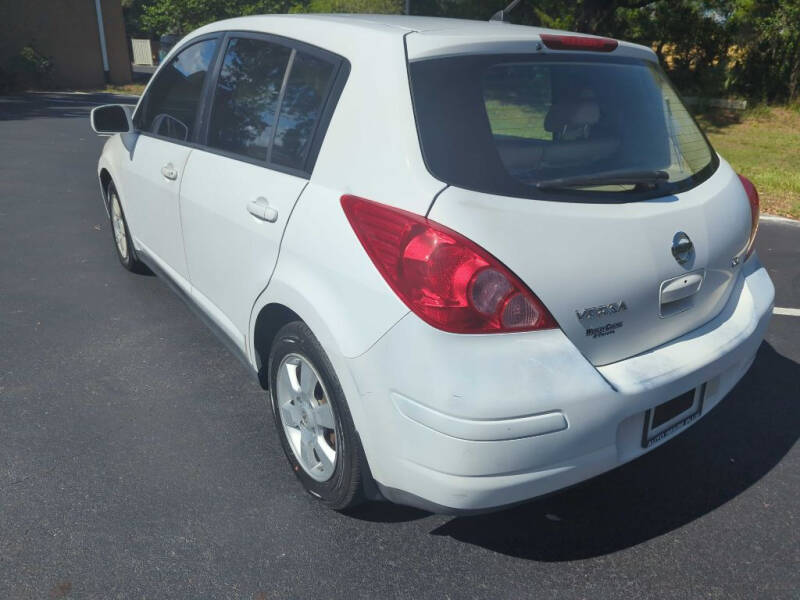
[
  {"left": 484, "top": 99, "right": 549, "bottom": 140},
  {"left": 697, "top": 107, "right": 800, "bottom": 219},
  {"left": 32, "top": 83, "right": 147, "bottom": 96},
  {"left": 98, "top": 83, "right": 146, "bottom": 96}
]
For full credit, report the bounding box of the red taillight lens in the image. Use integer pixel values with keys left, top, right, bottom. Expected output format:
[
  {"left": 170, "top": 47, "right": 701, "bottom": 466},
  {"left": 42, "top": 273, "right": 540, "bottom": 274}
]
[
  {"left": 737, "top": 174, "right": 760, "bottom": 260},
  {"left": 341, "top": 195, "right": 557, "bottom": 334},
  {"left": 540, "top": 34, "right": 618, "bottom": 53}
]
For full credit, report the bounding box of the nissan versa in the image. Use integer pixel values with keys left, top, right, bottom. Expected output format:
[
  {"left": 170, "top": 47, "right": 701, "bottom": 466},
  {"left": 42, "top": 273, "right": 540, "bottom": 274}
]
[{"left": 90, "top": 14, "right": 774, "bottom": 513}]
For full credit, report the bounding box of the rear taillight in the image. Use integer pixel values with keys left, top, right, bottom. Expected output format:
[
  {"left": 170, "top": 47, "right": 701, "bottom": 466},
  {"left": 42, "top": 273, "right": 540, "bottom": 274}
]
[
  {"left": 341, "top": 195, "right": 557, "bottom": 334},
  {"left": 737, "top": 174, "right": 760, "bottom": 260},
  {"left": 540, "top": 34, "right": 618, "bottom": 53}
]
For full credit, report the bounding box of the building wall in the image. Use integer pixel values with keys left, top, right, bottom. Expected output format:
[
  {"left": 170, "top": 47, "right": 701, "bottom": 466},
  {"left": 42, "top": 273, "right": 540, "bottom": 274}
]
[{"left": 0, "top": 0, "right": 131, "bottom": 89}]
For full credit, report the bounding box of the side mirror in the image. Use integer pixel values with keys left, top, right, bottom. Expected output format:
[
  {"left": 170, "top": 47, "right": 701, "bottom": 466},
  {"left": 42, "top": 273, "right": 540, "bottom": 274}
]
[{"left": 90, "top": 104, "right": 134, "bottom": 135}]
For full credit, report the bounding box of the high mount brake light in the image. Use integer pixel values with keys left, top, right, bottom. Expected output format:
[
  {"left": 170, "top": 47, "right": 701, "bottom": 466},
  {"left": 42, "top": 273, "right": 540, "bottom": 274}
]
[
  {"left": 737, "top": 174, "right": 760, "bottom": 260},
  {"left": 540, "top": 34, "right": 618, "bottom": 53},
  {"left": 341, "top": 195, "right": 558, "bottom": 334}
]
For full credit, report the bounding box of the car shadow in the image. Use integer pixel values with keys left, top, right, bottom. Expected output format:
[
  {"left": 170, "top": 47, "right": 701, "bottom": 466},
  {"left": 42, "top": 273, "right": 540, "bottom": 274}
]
[
  {"left": 351, "top": 342, "right": 798, "bottom": 559},
  {"left": 345, "top": 501, "right": 430, "bottom": 523},
  {"left": 693, "top": 108, "right": 746, "bottom": 134}
]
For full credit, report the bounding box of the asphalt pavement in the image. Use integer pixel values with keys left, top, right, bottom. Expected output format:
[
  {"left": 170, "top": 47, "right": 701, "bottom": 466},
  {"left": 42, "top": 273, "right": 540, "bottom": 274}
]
[{"left": 1, "top": 93, "right": 798, "bottom": 599}]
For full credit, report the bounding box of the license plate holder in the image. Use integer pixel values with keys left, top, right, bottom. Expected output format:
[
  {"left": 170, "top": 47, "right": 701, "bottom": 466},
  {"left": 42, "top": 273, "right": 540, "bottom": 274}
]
[{"left": 641, "top": 385, "right": 706, "bottom": 449}]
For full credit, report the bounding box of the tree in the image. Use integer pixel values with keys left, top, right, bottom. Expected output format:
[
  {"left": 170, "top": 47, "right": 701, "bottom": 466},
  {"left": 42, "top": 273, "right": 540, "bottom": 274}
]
[
  {"left": 125, "top": 0, "right": 404, "bottom": 36},
  {"left": 296, "top": 0, "right": 403, "bottom": 12},
  {"left": 408, "top": 0, "right": 573, "bottom": 27},
  {"left": 727, "top": 0, "right": 800, "bottom": 102},
  {"left": 618, "top": 1, "right": 732, "bottom": 96},
  {"left": 125, "top": 0, "right": 298, "bottom": 36},
  {"left": 125, "top": 0, "right": 800, "bottom": 103}
]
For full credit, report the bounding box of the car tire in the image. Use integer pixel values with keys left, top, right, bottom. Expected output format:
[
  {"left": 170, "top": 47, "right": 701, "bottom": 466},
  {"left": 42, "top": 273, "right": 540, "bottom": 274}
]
[
  {"left": 268, "top": 321, "right": 365, "bottom": 510},
  {"left": 107, "top": 181, "right": 147, "bottom": 274}
]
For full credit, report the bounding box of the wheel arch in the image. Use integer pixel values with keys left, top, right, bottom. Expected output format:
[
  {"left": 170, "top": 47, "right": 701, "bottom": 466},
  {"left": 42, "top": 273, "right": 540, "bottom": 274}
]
[
  {"left": 250, "top": 298, "right": 384, "bottom": 501},
  {"left": 252, "top": 303, "right": 302, "bottom": 389},
  {"left": 99, "top": 168, "right": 113, "bottom": 212}
]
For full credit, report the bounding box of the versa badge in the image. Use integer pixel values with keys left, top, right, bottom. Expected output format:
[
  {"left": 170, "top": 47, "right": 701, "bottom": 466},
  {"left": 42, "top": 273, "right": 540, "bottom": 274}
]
[{"left": 575, "top": 301, "right": 628, "bottom": 322}]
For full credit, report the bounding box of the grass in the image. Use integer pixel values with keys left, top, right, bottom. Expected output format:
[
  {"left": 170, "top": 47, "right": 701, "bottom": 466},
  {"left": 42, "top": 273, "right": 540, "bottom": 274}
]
[
  {"left": 696, "top": 106, "right": 800, "bottom": 219},
  {"left": 484, "top": 98, "right": 549, "bottom": 139},
  {"left": 95, "top": 83, "right": 147, "bottom": 96},
  {"left": 34, "top": 83, "right": 147, "bottom": 96}
]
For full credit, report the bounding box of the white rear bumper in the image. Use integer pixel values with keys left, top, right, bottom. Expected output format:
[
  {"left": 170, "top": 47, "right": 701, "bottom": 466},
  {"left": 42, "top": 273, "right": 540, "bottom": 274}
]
[{"left": 345, "top": 258, "right": 774, "bottom": 513}]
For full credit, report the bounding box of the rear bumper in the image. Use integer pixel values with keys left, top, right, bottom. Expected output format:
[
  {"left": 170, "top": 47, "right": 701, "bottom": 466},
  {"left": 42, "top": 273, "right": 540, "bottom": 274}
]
[{"left": 346, "top": 259, "right": 774, "bottom": 513}]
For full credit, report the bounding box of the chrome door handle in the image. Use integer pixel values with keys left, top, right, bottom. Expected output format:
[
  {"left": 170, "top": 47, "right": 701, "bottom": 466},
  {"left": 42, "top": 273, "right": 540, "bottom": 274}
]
[
  {"left": 160, "top": 163, "right": 178, "bottom": 180},
  {"left": 247, "top": 197, "right": 278, "bottom": 223}
]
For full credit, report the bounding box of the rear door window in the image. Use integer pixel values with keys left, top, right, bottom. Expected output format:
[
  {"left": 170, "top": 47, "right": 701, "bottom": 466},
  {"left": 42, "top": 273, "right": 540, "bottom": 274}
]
[
  {"left": 207, "top": 37, "right": 292, "bottom": 161},
  {"left": 270, "top": 52, "right": 337, "bottom": 171},
  {"left": 135, "top": 38, "right": 219, "bottom": 142}
]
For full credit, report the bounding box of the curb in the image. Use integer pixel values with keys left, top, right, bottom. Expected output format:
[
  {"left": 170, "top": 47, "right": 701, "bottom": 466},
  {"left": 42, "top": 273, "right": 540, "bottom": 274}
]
[
  {"left": 23, "top": 91, "right": 141, "bottom": 103},
  {"left": 761, "top": 215, "right": 800, "bottom": 226}
]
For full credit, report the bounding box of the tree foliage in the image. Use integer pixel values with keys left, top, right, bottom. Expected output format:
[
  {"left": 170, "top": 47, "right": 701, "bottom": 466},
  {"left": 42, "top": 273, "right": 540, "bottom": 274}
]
[
  {"left": 123, "top": 0, "right": 800, "bottom": 102},
  {"left": 298, "top": 0, "right": 403, "bottom": 13},
  {"left": 123, "top": 0, "right": 402, "bottom": 34},
  {"left": 728, "top": 0, "right": 800, "bottom": 101},
  {"left": 123, "top": 0, "right": 297, "bottom": 37}
]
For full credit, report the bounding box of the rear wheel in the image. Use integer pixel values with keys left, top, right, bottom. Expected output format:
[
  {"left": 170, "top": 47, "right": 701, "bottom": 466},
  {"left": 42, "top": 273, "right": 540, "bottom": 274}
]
[
  {"left": 107, "top": 182, "right": 146, "bottom": 273},
  {"left": 268, "top": 321, "right": 364, "bottom": 510}
]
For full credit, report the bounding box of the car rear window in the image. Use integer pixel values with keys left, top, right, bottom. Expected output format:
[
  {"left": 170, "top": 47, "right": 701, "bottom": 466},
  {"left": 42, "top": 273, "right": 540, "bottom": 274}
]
[{"left": 409, "top": 54, "right": 717, "bottom": 202}]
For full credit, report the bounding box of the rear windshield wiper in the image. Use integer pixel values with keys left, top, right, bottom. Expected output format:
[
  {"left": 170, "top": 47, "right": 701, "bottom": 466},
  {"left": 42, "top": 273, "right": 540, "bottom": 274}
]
[{"left": 535, "top": 169, "right": 669, "bottom": 190}]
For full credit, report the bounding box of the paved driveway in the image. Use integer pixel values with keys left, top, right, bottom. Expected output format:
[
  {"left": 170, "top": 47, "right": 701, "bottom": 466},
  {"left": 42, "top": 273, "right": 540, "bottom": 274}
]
[{"left": 1, "top": 93, "right": 798, "bottom": 599}]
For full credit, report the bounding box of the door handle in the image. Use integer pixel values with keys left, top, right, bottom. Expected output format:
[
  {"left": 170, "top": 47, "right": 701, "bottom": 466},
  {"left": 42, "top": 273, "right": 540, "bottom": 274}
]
[
  {"left": 247, "top": 197, "right": 279, "bottom": 223},
  {"left": 160, "top": 163, "right": 178, "bottom": 180},
  {"left": 660, "top": 271, "right": 704, "bottom": 304}
]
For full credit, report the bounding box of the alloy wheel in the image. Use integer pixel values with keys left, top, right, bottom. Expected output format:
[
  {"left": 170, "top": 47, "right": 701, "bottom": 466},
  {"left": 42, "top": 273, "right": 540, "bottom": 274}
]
[
  {"left": 110, "top": 192, "right": 128, "bottom": 261},
  {"left": 275, "top": 353, "right": 338, "bottom": 482}
]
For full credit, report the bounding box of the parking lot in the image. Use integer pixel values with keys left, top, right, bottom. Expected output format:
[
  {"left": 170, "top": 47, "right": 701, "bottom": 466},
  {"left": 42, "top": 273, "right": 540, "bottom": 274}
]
[{"left": 1, "top": 93, "right": 798, "bottom": 599}]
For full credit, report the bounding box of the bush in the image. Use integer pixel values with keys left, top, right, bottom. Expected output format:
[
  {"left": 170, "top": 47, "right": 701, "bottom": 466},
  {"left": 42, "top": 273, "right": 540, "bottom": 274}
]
[
  {"left": 301, "top": 0, "right": 403, "bottom": 11},
  {"left": 1, "top": 45, "right": 54, "bottom": 91}
]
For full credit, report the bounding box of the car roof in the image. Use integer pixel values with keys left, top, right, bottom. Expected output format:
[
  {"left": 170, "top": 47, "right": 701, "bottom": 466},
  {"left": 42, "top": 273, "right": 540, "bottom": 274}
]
[
  {"left": 189, "top": 14, "right": 655, "bottom": 62},
  {"left": 201, "top": 13, "right": 550, "bottom": 35}
]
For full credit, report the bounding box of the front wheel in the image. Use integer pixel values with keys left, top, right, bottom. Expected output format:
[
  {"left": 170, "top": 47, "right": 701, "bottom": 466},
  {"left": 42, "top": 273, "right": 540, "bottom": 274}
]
[
  {"left": 268, "top": 321, "right": 365, "bottom": 510},
  {"left": 107, "top": 182, "right": 147, "bottom": 273}
]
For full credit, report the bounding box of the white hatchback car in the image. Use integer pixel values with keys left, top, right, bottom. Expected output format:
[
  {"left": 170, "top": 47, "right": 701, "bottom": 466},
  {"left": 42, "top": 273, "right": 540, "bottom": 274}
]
[{"left": 91, "top": 14, "right": 774, "bottom": 513}]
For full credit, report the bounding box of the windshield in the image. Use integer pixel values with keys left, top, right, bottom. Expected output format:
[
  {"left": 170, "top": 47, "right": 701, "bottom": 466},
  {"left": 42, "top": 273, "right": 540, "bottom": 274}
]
[{"left": 409, "top": 54, "right": 717, "bottom": 202}]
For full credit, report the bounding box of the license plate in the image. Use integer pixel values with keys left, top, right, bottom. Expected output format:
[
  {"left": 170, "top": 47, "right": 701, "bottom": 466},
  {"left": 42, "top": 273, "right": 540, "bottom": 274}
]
[{"left": 641, "top": 385, "right": 706, "bottom": 449}]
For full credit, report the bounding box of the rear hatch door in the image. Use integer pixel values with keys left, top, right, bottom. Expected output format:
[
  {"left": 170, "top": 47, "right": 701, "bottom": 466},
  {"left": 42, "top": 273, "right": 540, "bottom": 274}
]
[
  {"left": 409, "top": 43, "right": 752, "bottom": 365},
  {"left": 428, "top": 170, "right": 751, "bottom": 365}
]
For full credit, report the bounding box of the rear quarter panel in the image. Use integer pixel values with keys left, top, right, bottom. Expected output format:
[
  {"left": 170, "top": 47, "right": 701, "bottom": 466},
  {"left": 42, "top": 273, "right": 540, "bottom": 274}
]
[
  {"left": 247, "top": 26, "right": 445, "bottom": 369},
  {"left": 247, "top": 182, "right": 411, "bottom": 462}
]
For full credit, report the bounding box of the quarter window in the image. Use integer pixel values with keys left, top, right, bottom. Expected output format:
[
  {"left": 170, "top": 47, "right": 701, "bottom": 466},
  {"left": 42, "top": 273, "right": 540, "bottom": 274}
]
[
  {"left": 270, "top": 52, "right": 336, "bottom": 171},
  {"left": 207, "top": 38, "right": 292, "bottom": 161},
  {"left": 135, "top": 39, "right": 218, "bottom": 142}
]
